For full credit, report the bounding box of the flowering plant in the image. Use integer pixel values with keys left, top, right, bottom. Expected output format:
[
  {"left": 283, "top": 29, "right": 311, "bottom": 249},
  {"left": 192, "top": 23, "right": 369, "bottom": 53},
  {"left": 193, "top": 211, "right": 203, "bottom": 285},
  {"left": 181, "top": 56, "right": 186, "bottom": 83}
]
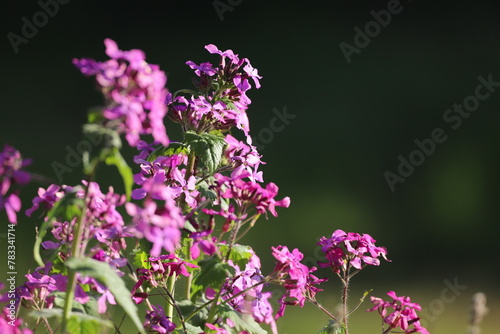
[{"left": 0, "top": 39, "right": 429, "bottom": 334}]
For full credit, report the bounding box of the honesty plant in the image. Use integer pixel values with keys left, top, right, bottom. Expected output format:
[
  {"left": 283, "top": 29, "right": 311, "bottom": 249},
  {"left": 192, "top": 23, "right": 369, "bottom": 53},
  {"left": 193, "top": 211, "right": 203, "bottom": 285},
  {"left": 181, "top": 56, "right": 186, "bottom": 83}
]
[{"left": 0, "top": 40, "right": 429, "bottom": 334}]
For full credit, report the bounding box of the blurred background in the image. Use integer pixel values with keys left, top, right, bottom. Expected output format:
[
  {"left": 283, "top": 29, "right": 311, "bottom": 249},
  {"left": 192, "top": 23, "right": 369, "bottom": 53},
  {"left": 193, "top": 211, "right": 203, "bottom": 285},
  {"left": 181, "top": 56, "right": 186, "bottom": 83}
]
[{"left": 1, "top": 0, "right": 499, "bottom": 333}]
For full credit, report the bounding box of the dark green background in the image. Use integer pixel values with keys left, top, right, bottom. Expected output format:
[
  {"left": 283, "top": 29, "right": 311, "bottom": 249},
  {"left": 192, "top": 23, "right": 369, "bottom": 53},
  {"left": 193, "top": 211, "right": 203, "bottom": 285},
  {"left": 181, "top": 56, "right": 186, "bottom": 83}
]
[{"left": 1, "top": 0, "right": 499, "bottom": 332}]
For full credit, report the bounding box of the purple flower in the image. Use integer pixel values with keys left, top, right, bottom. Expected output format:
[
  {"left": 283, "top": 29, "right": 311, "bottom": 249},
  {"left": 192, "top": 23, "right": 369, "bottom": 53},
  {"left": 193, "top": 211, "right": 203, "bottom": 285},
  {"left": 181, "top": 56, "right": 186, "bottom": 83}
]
[
  {"left": 0, "top": 194, "right": 21, "bottom": 224},
  {"left": 224, "top": 134, "right": 264, "bottom": 182},
  {"left": 148, "top": 254, "right": 198, "bottom": 277},
  {"left": 271, "top": 246, "right": 326, "bottom": 319},
  {"left": 73, "top": 39, "right": 169, "bottom": 147},
  {"left": 25, "top": 184, "right": 64, "bottom": 217},
  {"left": 211, "top": 173, "right": 290, "bottom": 219},
  {"left": 185, "top": 61, "right": 217, "bottom": 77},
  {"left": 126, "top": 182, "right": 185, "bottom": 256},
  {"left": 221, "top": 252, "right": 278, "bottom": 334},
  {"left": 189, "top": 229, "right": 216, "bottom": 259},
  {"left": 367, "top": 291, "right": 429, "bottom": 334},
  {"left": 170, "top": 168, "right": 199, "bottom": 209},
  {"left": 144, "top": 304, "right": 176, "bottom": 334},
  {"left": 0, "top": 145, "right": 31, "bottom": 224},
  {"left": 317, "top": 229, "right": 390, "bottom": 273},
  {"left": 0, "top": 307, "right": 32, "bottom": 334}
]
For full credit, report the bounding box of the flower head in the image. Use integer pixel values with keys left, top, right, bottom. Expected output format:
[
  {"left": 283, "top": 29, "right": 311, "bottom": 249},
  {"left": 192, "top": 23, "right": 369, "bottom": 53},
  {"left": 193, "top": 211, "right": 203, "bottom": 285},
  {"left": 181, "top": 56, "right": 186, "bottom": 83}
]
[
  {"left": 144, "top": 304, "right": 176, "bottom": 334},
  {"left": 367, "top": 291, "right": 429, "bottom": 334},
  {"left": 318, "top": 229, "right": 390, "bottom": 273},
  {"left": 271, "top": 246, "right": 327, "bottom": 318},
  {"left": 0, "top": 145, "right": 31, "bottom": 224},
  {"left": 73, "top": 39, "right": 169, "bottom": 147}
]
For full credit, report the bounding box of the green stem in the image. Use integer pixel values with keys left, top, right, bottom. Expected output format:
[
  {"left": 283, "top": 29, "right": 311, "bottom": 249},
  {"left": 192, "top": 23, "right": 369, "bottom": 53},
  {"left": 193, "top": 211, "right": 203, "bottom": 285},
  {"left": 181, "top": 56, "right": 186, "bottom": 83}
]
[
  {"left": 342, "top": 269, "right": 351, "bottom": 334},
  {"left": 184, "top": 238, "right": 193, "bottom": 300},
  {"left": 308, "top": 297, "right": 338, "bottom": 321},
  {"left": 165, "top": 273, "right": 177, "bottom": 320},
  {"left": 204, "top": 288, "right": 223, "bottom": 329},
  {"left": 61, "top": 181, "right": 92, "bottom": 333},
  {"left": 224, "top": 218, "right": 243, "bottom": 263}
]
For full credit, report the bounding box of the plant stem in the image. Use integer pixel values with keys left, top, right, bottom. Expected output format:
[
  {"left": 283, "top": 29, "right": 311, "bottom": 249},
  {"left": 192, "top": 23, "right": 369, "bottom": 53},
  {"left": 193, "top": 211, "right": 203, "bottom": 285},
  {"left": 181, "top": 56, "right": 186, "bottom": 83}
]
[
  {"left": 342, "top": 270, "right": 351, "bottom": 334},
  {"left": 204, "top": 288, "right": 223, "bottom": 329},
  {"left": 186, "top": 279, "right": 268, "bottom": 323},
  {"left": 165, "top": 273, "right": 177, "bottom": 320},
  {"left": 183, "top": 152, "right": 196, "bottom": 300},
  {"left": 184, "top": 238, "right": 193, "bottom": 299},
  {"left": 308, "top": 297, "right": 338, "bottom": 321},
  {"left": 61, "top": 181, "right": 91, "bottom": 333}
]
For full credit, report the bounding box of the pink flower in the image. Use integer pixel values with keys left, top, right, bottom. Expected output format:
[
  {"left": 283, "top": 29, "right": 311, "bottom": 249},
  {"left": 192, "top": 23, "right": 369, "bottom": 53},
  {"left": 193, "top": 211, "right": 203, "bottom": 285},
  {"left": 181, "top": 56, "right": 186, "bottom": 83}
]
[
  {"left": 0, "top": 307, "right": 32, "bottom": 334},
  {"left": 144, "top": 305, "right": 176, "bottom": 333},
  {"left": 0, "top": 145, "right": 31, "bottom": 224},
  {"left": 367, "top": 291, "right": 429, "bottom": 334},
  {"left": 271, "top": 246, "right": 326, "bottom": 318},
  {"left": 73, "top": 39, "right": 169, "bottom": 147},
  {"left": 126, "top": 183, "right": 185, "bottom": 256},
  {"left": 25, "top": 184, "right": 64, "bottom": 217},
  {"left": 318, "top": 229, "right": 390, "bottom": 273}
]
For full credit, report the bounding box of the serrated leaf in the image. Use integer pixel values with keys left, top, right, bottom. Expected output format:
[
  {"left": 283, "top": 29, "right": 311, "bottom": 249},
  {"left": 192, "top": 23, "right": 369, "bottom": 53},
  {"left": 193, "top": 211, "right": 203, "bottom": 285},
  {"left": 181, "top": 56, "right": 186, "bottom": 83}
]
[
  {"left": 218, "top": 244, "right": 253, "bottom": 268},
  {"left": 198, "top": 180, "right": 217, "bottom": 202},
  {"left": 66, "top": 257, "right": 145, "bottom": 334},
  {"left": 194, "top": 256, "right": 234, "bottom": 288},
  {"left": 184, "top": 131, "right": 226, "bottom": 173},
  {"left": 217, "top": 304, "right": 267, "bottom": 334},
  {"left": 133, "top": 249, "right": 151, "bottom": 270},
  {"left": 104, "top": 148, "right": 133, "bottom": 200},
  {"left": 147, "top": 142, "right": 189, "bottom": 163},
  {"left": 183, "top": 323, "right": 204, "bottom": 334}
]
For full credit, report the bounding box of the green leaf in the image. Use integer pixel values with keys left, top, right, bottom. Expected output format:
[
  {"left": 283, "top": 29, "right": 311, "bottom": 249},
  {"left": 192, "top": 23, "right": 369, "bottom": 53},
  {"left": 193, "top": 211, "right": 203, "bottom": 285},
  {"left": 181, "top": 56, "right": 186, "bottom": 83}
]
[
  {"left": 218, "top": 244, "right": 253, "bottom": 268},
  {"left": 82, "top": 123, "right": 122, "bottom": 150},
  {"left": 217, "top": 304, "right": 267, "bottom": 334},
  {"left": 184, "top": 131, "right": 226, "bottom": 173},
  {"left": 177, "top": 299, "right": 209, "bottom": 328},
  {"left": 182, "top": 323, "right": 205, "bottom": 334},
  {"left": 86, "top": 107, "right": 105, "bottom": 124},
  {"left": 317, "top": 320, "right": 345, "bottom": 334},
  {"left": 66, "top": 313, "right": 113, "bottom": 334},
  {"left": 147, "top": 142, "right": 189, "bottom": 163},
  {"left": 132, "top": 249, "right": 151, "bottom": 270},
  {"left": 30, "top": 308, "right": 113, "bottom": 334},
  {"left": 194, "top": 256, "right": 235, "bottom": 289},
  {"left": 104, "top": 148, "right": 133, "bottom": 200},
  {"left": 66, "top": 257, "right": 146, "bottom": 334},
  {"left": 198, "top": 180, "right": 217, "bottom": 202}
]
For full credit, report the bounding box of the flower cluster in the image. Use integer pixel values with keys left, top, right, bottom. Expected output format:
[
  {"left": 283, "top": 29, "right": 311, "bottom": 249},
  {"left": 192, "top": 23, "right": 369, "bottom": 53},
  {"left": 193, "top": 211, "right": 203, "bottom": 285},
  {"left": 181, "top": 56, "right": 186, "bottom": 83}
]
[
  {"left": 367, "top": 291, "right": 429, "bottom": 334},
  {"left": 271, "top": 246, "right": 326, "bottom": 318},
  {"left": 318, "top": 229, "right": 390, "bottom": 273},
  {"left": 132, "top": 254, "right": 197, "bottom": 303},
  {"left": 73, "top": 39, "right": 169, "bottom": 147},
  {"left": 144, "top": 304, "right": 176, "bottom": 334},
  {"left": 0, "top": 145, "right": 31, "bottom": 224},
  {"left": 206, "top": 173, "right": 290, "bottom": 220},
  {"left": 169, "top": 44, "right": 261, "bottom": 141},
  {"left": 221, "top": 253, "right": 277, "bottom": 333},
  {"left": 1, "top": 40, "right": 435, "bottom": 334},
  {"left": 0, "top": 307, "right": 32, "bottom": 334}
]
